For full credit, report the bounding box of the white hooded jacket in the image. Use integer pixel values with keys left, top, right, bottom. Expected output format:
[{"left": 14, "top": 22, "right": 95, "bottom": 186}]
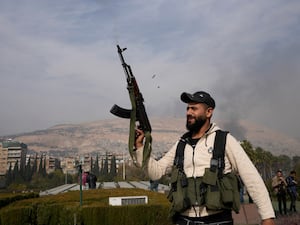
[{"left": 135, "top": 123, "right": 275, "bottom": 220}]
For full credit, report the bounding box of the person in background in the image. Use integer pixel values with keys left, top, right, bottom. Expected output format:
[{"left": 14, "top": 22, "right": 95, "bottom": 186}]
[
  {"left": 81, "top": 171, "right": 88, "bottom": 189},
  {"left": 286, "top": 170, "right": 298, "bottom": 213},
  {"left": 149, "top": 179, "right": 159, "bottom": 192},
  {"left": 87, "top": 172, "right": 97, "bottom": 189},
  {"left": 237, "top": 174, "right": 245, "bottom": 203},
  {"left": 272, "top": 169, "right": 287, "bottom": 215}
]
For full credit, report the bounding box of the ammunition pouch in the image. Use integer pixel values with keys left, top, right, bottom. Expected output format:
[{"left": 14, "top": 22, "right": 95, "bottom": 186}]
[
  {"left": 168, "top": 168, "right": 207, "bottom": 219},
  {"left": 167, "top": 168, "right": 191, "bottom": 218},
  {"left": 168, "top": 168, "right": 240, "bottom": 219},
  {"left": 203, "top": 168, "right": 240, "bottom": 213},
  {"left": 168, "top": 129, "right": 240, "bottom": 221}
]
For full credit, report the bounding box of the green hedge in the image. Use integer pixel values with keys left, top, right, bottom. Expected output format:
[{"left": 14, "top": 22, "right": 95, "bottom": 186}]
[
  {"left": 36, "top": 204, "right": 79, "bottom": 225},
  {"left": 81, "top": 204, "right": 170, "bottom": 225},
  {"left": 0, "top": 192, "right": 39, "bottom": 209},
  {"left": 0, "top": 189, "right": 172, "bottom": 225},
  {"left": 0, "top": 206, "right": 35, "bottom": 225}
]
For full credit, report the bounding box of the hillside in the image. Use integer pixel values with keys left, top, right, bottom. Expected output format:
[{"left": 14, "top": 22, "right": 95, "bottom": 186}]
[{"left": 3, "top": 117, "right": 300, "bottom": 157}]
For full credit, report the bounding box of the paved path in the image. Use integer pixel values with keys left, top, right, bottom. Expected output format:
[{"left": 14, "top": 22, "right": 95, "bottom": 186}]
[
  {"left": 232, "top": 204, "right": 261, "bottom": 225},
  {"left": 40, "top": 184, "right": 77, "bottom": 196},
  {"left": 40, "top": 180, "right": 170, "bottom": 196}
]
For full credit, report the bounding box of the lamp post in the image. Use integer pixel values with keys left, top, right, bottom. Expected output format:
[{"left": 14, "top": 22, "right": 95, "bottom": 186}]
[
  {"left": 75, "top": 162, "right": 83, "bottom": 207},
  {"left": 65, "top": 170, "right": 68, "bottom": 184},
  {"left": 79, "top": 164, "right": 82, "bottom": 206},
  {"left": 123, "top": 151, "right": 126, "bottom": 180}
]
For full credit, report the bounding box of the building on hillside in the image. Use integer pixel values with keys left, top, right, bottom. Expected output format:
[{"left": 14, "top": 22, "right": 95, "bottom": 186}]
[
  {"left": 81, "top": 154, "right": 92, "bottom": 172},
  {"left": 0, "top": 142, "right": 8, "bottom": 176},
  {"left": 61, "top": 157, "right": 77, "bottom": 174},
  {"left": 0, "top": 140, "right": 27, "bottom": 176},
  {"left": 45, "top": 155, "right": 61, "bottom": 173},
  {"left": 59, "top": 153, "right": 129, "bottom": 176},
  {"left": 26, "top": 153, "right": 61, "bottom": 174}
]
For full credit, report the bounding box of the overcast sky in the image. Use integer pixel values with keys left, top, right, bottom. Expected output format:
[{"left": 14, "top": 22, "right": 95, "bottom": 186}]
[{"left": 0, "top": 0, "right": 300, "bottom": 140}]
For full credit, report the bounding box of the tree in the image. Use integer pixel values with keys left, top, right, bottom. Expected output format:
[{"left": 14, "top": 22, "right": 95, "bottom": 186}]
[
  {"left": 262, "top": 151, "right": 275, "bottom": 180},
  {"left": 292, "top": 156, "right": 300, "bottom": 168},
  {"left": 6, "top": 162, "right": 13, "bottom": 186},
  {"left": 98, "top": 154, "right": 109, "bottom": 182},
  {"left": 13, "top": 160, "right": 23, "bottom": 183},
  {"left": 92, "top": 154, "right": 100, "bottom": 177},
  {"left": 19, "top": 153, "right": 26, "bottom": 179},
  {"left": 32, "top": 154, "right": 38, "bottom": 176},
  {"left": 47, "top": 169, "right": 65, "bottom": 187},
  {"left": 109, "top": 155, "right": 117, "bottom": 181},
  {"left": 241, "top": 140, "right": 256, "bottom": 163},
  {"left": 38, "top": 155, "right": 43, "bottom": 176},
  {"left": 295, "top": 163, "right": 300, "bottom": 179},
  {"left": 255, "top": 147, "right": 274, "bottom": 180},
  {"left": 103, "top": 155, "right": 109, "bottom": 176},
  {"left": 37, "top": 154, "right": 47, "bottom": 177},
  {"left": 275, "top": 155, "right": 291, "bottom": 173},
  {"left": 100, "top": 158, "right": 104, "bottom": 175},
  {"left": 43, "top": 157, "right": 47, "bottom": 177},
  {"left": 24, "top": 157, "right": 32, "bottom": 182},
  {"left": 90, "top": 156, "right": 93, "bottom": 172}
]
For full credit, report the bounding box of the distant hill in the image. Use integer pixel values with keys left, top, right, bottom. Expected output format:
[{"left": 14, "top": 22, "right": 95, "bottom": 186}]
[{"left": 3, "top": 117, "right": 300, "bottom": 157}]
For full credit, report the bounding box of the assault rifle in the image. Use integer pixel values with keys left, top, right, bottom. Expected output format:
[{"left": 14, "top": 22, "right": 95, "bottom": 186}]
[
  {"left": 110, "top": 45, "right": 152, "bottom": 167},
  {"left": 110, "top": 45, "right": 152, "bottom": 133}
]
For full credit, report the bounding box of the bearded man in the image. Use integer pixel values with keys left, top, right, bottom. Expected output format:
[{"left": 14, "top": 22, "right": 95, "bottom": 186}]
[{"left": 134, "top": 91, "right": 275, "bottom": 225}]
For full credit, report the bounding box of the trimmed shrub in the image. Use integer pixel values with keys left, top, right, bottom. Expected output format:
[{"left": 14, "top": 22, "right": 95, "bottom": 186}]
[
  {"left": 0, "top": 206, "right": 35, "bottom": 225},
  {"left": 36, "top": 204, "right": 80, "bottom": 225},
  {"left": 81, "top": 204, "right": 170, "bottom": 225},
  {"left": 0, "top": 192, "right": 39, "bottom": 209},
  {"left": 0, "top": 189, "right": 172, "bottom": 225}
]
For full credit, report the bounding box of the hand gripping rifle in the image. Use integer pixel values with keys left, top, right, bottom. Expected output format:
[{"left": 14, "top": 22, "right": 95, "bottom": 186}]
[{"left": 110, "top": 45, "right": 152, "bottom": 167}]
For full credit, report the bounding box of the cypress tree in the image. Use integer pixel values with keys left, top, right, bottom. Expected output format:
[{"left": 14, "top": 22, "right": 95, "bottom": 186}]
[
  {"left": 32, "top": 154, "right": 38, "bottom": 176},
  {"left": 6, "top": 162, "right": 12, "bottom": 186},
  {"left": 109, "top": 155, "right": 117, "bottom": 179},
  {"left": 24, "top": 157, "right": 32, "bottom": 181},
  {"left": 38, "top": 155, "right": 43, "bottom": 175},
  {"left": 94, "top": 154, "right": 100, "bottom": 177},
  {"left": 13, "top": 160, "right": 22, "bottom": 182},
  {"left": 42, "top": 157, "right": 47, "bottom": 177},
  {"left": 103, "top": 154, "right": 109, "bottom": 176},
  {"left": 90, "top": 156, "right": 93, "bottom": 172},
  {"left": 100, "top": 158, "right": 104, "bottom": 175},
  {"left": 19, "top": 153, "right": 26, "bottom": 179}
]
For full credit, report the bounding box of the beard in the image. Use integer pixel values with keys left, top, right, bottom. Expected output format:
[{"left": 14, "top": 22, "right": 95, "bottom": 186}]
[{"left": 186, "top": 115, "right": 207, "bottom": 133}]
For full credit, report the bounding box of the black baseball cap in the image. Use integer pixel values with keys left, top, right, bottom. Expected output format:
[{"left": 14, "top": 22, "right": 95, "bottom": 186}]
[{"left": 180, "top": 91, "right": 216, "bottom": 109}]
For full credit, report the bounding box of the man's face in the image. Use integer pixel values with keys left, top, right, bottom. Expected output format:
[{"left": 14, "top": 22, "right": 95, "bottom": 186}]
[
  {"left": 185, "top": 103, "right": 212, "bottom": 133},
  {"left": 277, "top": 171, "right": 282, "bottom": 177},
  {"left": 291, "top": 172, "right": 296, "bottom": 178}
]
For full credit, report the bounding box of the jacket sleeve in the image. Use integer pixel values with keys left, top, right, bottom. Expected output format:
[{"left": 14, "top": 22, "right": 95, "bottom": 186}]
[
  {"left": 135, "top": 142, "right": 178, "bottom": 180},
  {"left": 225, "top": 134, "right": 275, "bottom": 220}
]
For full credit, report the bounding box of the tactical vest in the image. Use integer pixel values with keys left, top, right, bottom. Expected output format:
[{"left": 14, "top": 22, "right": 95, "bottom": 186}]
[{"left": 167, "top": 130, "right": 240, "bottom": 219}]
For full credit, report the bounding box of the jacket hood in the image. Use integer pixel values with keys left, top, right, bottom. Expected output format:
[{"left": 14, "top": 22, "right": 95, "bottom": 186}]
[
  {"left": 181, "top": 123, "right": 221, "bottom": 142},
  {"left": 207, "top": 123, "right": 220, "bottom": 135}
]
